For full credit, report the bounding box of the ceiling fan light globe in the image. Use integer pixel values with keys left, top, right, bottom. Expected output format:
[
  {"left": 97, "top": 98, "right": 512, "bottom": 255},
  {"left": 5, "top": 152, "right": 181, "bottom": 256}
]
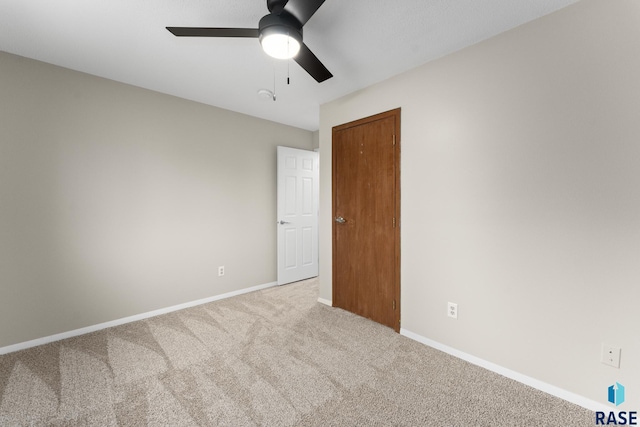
[{"left": 261, "top": 33, "right": 301, "bottom": 59}]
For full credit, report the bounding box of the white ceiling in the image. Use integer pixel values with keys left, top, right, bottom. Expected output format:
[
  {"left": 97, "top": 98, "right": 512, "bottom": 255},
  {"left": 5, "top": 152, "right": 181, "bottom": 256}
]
[{"left": 0, "top": 0, "right": 579, "bottom": 131}]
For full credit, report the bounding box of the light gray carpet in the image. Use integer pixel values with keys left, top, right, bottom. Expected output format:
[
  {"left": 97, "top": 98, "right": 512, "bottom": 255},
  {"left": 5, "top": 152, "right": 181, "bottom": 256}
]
[{"left": 0, "top": 278, "right": 594, "bottom": 426}]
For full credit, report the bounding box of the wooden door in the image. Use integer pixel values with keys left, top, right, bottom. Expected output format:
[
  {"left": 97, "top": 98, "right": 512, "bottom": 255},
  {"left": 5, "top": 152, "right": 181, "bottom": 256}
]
[
  {"left": 277, "top": 146, "right": 319, "bottom": 285},
  {"left": 332, "top": 109, "right": 400, "bottom": 331}
]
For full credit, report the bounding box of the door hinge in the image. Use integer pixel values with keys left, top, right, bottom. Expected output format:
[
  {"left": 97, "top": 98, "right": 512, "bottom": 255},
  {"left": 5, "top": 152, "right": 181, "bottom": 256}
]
[
  {"left": 393, "top": 134, "right": 396, "bottom": 146},
  {"left": 393, "top": 217, "right": 396, "bottom": 227},
  {"left": 393, "top": 299, "right": 396, "bottom": 310}
]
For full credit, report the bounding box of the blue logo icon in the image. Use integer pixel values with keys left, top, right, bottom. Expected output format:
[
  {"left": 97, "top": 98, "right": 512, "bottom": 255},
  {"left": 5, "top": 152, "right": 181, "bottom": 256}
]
[{"left": 608, "top": 382, "right": 625, "bottom": 406}]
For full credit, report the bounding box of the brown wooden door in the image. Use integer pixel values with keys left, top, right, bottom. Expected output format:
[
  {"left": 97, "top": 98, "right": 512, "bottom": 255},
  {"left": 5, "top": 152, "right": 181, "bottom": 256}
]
[{"left": 332, "top": 109, "right": 400, "bottom": 331}]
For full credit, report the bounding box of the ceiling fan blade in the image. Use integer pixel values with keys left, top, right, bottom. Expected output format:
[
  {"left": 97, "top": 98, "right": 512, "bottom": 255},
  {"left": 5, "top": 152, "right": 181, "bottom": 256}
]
[
  {"left": 283, "top": 0, "right": 326, "bottom": 25},
  {"left": 167, "top": 27, "right": 259, "bottom": 38},
  {"left": 294, "top": 43, "right": 332, "bottom": 83}
]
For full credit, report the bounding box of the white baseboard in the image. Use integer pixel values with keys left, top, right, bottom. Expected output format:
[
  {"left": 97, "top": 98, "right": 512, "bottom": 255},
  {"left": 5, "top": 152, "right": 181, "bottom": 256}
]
[
  {"left": 400, "top": 328, "right": 610, "bottom": 413},
  {"left": 317, "top": 297, "right": 332, "bottom": 306},
  {"left": 0, "top": 281, "right": 278, "bottom": 356}
]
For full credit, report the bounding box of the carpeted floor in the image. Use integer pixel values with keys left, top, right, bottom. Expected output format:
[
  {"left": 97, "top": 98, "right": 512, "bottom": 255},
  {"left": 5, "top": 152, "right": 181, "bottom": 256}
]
[{"left": 0, "top": 278, "right": 594, "bottom": 426}]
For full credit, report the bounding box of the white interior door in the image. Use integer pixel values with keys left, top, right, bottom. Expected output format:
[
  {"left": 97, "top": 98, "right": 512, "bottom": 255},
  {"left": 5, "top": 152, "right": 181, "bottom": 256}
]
[{"left": 277, "top": 146, "right": 319, "bottom": 285}]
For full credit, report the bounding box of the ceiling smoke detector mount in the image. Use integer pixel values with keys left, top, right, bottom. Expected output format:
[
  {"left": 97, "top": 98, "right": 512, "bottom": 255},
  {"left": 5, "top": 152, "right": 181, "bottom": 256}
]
[{"left": 257, "top": 88, "right": 276, "bottom": 101}]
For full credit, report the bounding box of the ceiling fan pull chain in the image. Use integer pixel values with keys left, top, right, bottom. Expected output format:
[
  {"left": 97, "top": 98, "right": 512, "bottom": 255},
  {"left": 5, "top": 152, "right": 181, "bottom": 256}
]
[
  {"left": 272, "top": 61, "right": 277, "bottom": 101},
  {"left": 287, "top": 32, "right": 291, "bottom": 85}
]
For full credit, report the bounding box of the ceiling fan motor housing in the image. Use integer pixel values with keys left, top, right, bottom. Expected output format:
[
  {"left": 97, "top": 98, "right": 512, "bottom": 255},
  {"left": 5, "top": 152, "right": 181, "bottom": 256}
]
[
  {"left": 266, "top": 0, "right": 288, "bottom": 13},
  {"left": 258, "top": 12, "right": 303, "bottom": 46}
]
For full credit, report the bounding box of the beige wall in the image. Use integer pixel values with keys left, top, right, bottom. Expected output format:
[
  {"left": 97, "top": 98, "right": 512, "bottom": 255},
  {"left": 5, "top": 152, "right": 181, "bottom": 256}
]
[
  {"left": 0, "top": 52, "right": 312, "bottom": 348},
  {"left": 319, "top": 0, "right": 640, "bottom": 406}
]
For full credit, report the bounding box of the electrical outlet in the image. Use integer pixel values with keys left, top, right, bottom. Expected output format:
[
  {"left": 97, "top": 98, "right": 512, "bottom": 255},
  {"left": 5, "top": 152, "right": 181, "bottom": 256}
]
[
  {"left": 218, "top": 266, "right": 225, "bottom": 277},
  {"left": 447, "top": 302, "right": 458, "bottom": 319},
  {"left": 601, "top": 343, "right": 621, "bottom": 368}
]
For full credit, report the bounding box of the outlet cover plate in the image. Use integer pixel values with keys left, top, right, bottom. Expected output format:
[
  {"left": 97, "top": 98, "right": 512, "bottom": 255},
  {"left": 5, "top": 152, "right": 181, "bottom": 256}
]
[{"left": 448, "top": 302, "right": 458, "bottom": 319}]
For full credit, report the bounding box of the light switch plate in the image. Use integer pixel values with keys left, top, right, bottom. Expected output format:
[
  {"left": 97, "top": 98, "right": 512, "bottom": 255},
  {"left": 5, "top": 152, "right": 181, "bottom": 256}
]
[{"left": 601, "top": 344, "right": 621, "bottom": 368}]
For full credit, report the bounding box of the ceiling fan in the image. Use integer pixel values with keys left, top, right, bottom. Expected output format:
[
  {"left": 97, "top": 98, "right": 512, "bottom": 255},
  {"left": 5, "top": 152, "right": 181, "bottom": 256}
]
[{"left": 167, "top": 0, "right": 333, "bottom": 83}]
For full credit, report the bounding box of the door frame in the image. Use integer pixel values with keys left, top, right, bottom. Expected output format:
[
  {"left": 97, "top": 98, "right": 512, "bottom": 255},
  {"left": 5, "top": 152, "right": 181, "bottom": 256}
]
[{"left": 331, "top": 108, "right": 401, "bottom": 331}]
